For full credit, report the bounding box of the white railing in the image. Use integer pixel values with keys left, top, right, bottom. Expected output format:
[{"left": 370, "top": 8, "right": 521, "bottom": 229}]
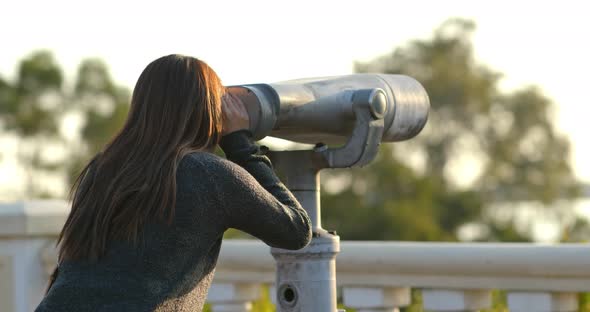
[
  {"left": 1, "top": 200, "right": 589, "bottom": 312},
  {"left": 211, "top": 240, "right": 590, "bottom": 312}
]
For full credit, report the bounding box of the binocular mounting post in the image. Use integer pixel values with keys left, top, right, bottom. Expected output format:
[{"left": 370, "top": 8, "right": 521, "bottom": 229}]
[{"left": 267, "top": 89, "right": 386, "bottom": 312}]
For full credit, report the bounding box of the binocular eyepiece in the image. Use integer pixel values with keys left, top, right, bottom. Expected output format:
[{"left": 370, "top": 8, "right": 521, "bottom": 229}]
[{"left": 228, "top": 74, "right": 429, "bottom": 145}]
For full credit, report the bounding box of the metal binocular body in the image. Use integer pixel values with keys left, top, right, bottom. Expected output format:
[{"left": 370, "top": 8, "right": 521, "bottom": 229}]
[{"left": 227, "top": 74, "right": 430, "bottom": 145}]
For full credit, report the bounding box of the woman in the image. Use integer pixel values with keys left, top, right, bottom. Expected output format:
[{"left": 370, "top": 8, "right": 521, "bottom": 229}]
[{"left": 36, "top": 54, "right": 312, "bottom": 311}]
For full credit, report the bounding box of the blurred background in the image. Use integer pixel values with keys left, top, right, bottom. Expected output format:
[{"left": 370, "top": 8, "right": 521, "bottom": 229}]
[{"left": 1, "top": 0, "right": 589, "bottom": 246}]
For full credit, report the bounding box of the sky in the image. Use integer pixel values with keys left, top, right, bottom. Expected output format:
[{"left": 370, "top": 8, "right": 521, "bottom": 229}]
[{"left": 1, "top": 0, "right": 589, "bottom": 187}]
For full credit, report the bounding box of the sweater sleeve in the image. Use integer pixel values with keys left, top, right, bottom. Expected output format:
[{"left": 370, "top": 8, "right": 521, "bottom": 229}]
[{"left": 215, "top": 130, "right": 312, "bottom": 250}]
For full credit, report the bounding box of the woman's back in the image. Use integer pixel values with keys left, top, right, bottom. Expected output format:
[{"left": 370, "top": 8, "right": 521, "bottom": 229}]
[{"left": 38, "top": 134, "right": 312, "bottom": 311}]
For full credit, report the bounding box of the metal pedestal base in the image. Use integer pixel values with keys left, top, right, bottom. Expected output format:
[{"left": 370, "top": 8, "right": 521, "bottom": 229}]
[{"left": 272, "top": 232, "right": 340, "bottom": 311}]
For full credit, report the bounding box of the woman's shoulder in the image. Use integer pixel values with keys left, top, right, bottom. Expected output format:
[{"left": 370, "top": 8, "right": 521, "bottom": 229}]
[
  {"left": 179, "top": 151, "right": 237, "bottom": 173},
  {"left": 180, "top": 151, "right": 256, "bottom": 187}
]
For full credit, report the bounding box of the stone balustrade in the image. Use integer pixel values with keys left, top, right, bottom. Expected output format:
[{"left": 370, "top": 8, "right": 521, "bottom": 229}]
[
  {"left": 1, "top": 200, "right": 589, "bottom": 312},
  {"left": 209, "top": 240, "right": 590, "bottom": 312}
]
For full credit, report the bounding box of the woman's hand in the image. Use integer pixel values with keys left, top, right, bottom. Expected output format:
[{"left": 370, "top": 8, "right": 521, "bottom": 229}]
[{"left": 222, "top": 92, "right": 250, "bottom": 136}]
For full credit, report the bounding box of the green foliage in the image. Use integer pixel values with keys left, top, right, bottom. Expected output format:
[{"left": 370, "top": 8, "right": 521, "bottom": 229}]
[
  {"left": 65, "top": 58, "right": 130, "bottom": 185},
  {"left": 481, "top": 290, "right": 508, "bottom": 312},
  {"left": 0, "top": 51, "right": 129, "bottom": 197},
  {"left": 580, "top": 292, "right": 590, "bottom": 312},
  {"left": 2, "top": 50, "right": 63, "bottom": 136},
  {"left": 75, "top": 58, "right": 130, "bottom": 149},
  {"left": 251, "top": 286, "right": 276, "bottom": 312},
  {"left": 0, "top": 51, "right": 65, "bottom": 196},
  {"left": 400, "top": 289, "right": 423, "bottom": 312},
  {"left": 323, "top": 145, "right": 476, "bottom": 241},
  {"left": 322, "top": 18, "right": 582, "bottom": 242}
]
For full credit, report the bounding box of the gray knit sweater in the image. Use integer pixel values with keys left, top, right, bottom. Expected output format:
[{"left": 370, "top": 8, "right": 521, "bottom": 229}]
[{"left": 35, "top": 130, "right": 312, "bottom": 311}]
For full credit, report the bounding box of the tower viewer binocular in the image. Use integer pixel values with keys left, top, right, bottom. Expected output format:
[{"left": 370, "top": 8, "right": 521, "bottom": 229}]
[{"left": 227, "top": 74, "right": 429, "bottom": 145}]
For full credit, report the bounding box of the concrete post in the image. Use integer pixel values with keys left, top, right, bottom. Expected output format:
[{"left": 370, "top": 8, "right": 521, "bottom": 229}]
[
  {"left": 342, "top": 286, "right": 411, "bottom": 312},
  {"left": 0, "top": 200, "right": 68, "bottom": 312},
  {"left": 207, "top": 283, "right": 262, "bottom": 312},
  {"left": 507, "top": 291, "right": 578, "bottom": 312}
]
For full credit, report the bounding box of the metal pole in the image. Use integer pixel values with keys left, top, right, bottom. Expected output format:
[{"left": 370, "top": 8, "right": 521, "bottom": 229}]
[{"left": 269, "top": 150, "right": 340, "bottom": 312}]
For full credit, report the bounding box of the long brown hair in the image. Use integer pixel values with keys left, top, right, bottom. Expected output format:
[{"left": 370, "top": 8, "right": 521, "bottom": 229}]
[{"left": 57, "top": 55, "right": 224, "bottom": 262}]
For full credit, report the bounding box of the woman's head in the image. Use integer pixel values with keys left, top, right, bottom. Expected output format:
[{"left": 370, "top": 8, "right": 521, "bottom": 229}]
[
  {"left": 128, "top": 54, "right": 224, "bottom": 152},
  {"left": 58, "top": 55, "right": 224, "bottom": 261}
]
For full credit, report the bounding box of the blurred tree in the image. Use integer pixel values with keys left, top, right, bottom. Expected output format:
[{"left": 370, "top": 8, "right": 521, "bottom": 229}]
[
  {"left": 0, "top": 52, "right": 129, "bottom": 197},
  {"left": 64, "top": 58, "right": 130, "bottom": 186},
  {"left": 0, "top": 51, "right": 64, "bottom": 197},
  {"left": 322, "top": 18, "right": 581, "bottom": 242}
]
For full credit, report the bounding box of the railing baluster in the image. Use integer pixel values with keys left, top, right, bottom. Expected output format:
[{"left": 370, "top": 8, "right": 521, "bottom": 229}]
[
  {"left": 342, "top": 286, "right": 411, "bottom": 312},
  {"left": 207, "top": 283, "right": 261, "bottom": 312},
  {"left": 507, "top": 291, "right": 578, "bottom": 312},
  {"left": 421, "top": 289, "right": 491, "bottom": 312}
]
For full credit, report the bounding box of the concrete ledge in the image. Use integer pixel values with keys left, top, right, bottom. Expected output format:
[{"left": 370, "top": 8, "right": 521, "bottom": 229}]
[{"left": 0, "top": 200, "right": 69, "bottom": 237}]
